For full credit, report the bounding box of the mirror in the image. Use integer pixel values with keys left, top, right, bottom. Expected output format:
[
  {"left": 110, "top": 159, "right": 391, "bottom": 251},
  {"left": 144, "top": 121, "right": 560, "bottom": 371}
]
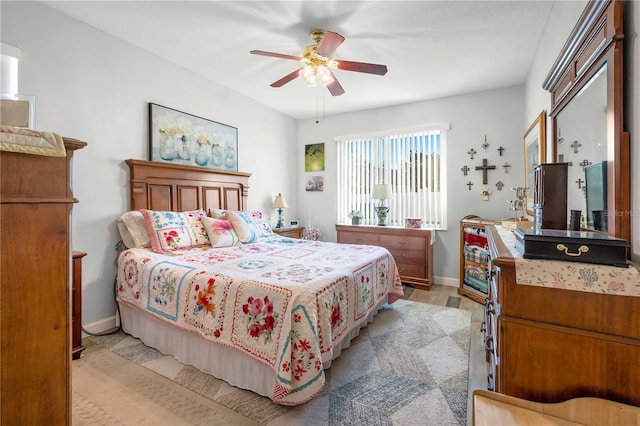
[
  {"left": 543, "top": 0, "right": 630, "bottom": 247},
  {"left": 555, "top": 64, "right": 607, "bottom": 229},
  {"left": 523, "top": 110, "right": 546, "bottom": 216}
]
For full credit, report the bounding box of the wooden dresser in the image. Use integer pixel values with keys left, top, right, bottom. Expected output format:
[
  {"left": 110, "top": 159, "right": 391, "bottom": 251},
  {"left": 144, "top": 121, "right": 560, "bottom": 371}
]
[
  {"left": 1, "top": 137, "right": 86, "bottom": 425},
  {"left": 483, "top": 225, "right": 640, "bottom": 406},
  {"left": 336, "top": 224, "right": 433, "bottom": 290}
]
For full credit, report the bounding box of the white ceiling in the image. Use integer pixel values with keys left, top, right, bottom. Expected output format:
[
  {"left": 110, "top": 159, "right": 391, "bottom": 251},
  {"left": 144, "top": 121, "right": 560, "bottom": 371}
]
[{"left": 43, "top": 1, "right": 556, "bottom": 120}]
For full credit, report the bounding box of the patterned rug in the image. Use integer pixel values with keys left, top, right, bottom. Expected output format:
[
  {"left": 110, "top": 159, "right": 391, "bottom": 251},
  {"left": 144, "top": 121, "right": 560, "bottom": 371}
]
[{"left": 81, "top": 299, "right": 471, "bottom": 425}]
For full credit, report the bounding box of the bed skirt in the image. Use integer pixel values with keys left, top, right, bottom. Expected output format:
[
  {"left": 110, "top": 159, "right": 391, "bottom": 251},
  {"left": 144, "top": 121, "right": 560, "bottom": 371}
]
[{"left": 118, "top": 296, "right": 389, "bottom": 401}]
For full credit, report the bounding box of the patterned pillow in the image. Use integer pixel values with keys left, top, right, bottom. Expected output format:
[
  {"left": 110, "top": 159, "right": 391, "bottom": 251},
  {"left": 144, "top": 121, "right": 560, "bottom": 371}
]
[
  {"left": 208, "top": 208, "right": 229, "bottom": 220},
  {"left": 202, "top": 216, "right": 240, "bottom": 248},
  {"left": 141, "top": 209, "right": 206, "bottom": 254},
  {"left": 228, "top": 210, "right": 260, "bottom": 243},
  {"left": 248, "top": 210, "right": 274, "bottom": 237},
  {"left": 184, "top": 209, "right": 210, "bottom": 246}
]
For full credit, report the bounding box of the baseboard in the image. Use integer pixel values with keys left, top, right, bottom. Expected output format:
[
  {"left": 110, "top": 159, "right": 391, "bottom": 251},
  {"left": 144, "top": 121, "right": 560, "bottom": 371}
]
[
  {"left": 82, "top": 314, "right": 120, "bottom": 338},
  {"left": 435, "top": 276, "right": 458, "bottom": 287}
]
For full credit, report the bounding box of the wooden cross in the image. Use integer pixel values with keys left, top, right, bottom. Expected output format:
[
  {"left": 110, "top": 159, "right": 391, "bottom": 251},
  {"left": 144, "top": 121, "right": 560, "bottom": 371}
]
[
  {"left": 466, "top": 181, "right": 474, "bottom": 191},
  {"left": 570, "top": 140, "right": 582, "bottom": 153},
  {"left": 497, "top": 146, "right": 505, "bottom": 156},
  {"left": 575, "top": 178, "right": 584, "bottom": 189},
  {"left": 475, "top": 158, "right": 496, "bottom": 184},
  {"left": 461, "top": 165, "right": 470, "bottom": 176},
  {"left": 496, "top": 181, "right": 504, "bottom": 191},
  {"left": 502, "top": 162, "right": 511, "bottom": 173},
  {"left": 468, "top": 148, "right": 477, "bottom": 159},
  {"left": 579, "top": 159, "right": 592, "bottom": 170}
]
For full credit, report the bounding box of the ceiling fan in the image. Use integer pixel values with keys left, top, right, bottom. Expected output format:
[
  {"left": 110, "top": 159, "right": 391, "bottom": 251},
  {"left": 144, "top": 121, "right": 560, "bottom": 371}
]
[{"left": 250, "top": 29, "right": 388, "bottom": 96}]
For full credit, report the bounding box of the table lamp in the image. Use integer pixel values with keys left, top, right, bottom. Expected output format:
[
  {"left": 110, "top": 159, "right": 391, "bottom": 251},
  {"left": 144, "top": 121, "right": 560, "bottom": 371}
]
[
  {"left": 372, "top": 183, "right": 392, "bottom": 226},
  {"left": 272, "top": 193, "right": 289, "bottom": 228}
]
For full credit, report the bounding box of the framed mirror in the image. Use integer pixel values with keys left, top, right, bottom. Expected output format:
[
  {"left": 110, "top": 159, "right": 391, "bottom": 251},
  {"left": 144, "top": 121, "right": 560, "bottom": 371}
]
[
  {"left": 523, "top": 110, "right": 546, "bottom": 216},
  {"left": 542, "top": 0, "right": 630, "bottom": 248}
]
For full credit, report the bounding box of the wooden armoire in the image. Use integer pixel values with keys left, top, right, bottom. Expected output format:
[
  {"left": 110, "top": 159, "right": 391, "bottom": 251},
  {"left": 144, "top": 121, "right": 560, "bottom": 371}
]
[{"left": 1, "top": 137, "right": 86, "bottom": 425}]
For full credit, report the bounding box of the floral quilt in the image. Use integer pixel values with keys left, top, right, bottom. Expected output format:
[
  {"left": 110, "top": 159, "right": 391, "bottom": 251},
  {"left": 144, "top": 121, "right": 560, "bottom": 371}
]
[{"left": 116, "top": 236, "right": 404, "bottom": 405}]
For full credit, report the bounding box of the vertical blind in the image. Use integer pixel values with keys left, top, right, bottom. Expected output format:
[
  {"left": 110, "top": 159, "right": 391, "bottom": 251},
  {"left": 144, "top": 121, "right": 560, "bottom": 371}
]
[{"left": 336, "top": 126, "right": 448, "bottom": 229}]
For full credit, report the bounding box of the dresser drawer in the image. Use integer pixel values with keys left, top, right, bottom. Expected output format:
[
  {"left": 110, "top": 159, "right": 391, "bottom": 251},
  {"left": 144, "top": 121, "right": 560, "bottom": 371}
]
[
  {"left": 379, "top": 234, "right": 426, "bottom": 251},
  {"left": 388, "top": 249, "right": 425, "bottom": 265},
  {"left": 395, "top": 262, "right": 426, "bottom": 278},
  {"left": 337, "top": 231, "right": 379, "bottom": 245}
]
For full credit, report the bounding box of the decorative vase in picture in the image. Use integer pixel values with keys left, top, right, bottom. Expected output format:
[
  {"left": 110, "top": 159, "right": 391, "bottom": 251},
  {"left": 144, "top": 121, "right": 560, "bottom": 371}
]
[
  {"left": 177, "top": 135, "right": 191, "bottom": 161},
  {"left": 194, "top": 142, "right": 209, "bottom": 166},
  {"left": 211, "top": 144, "right": 223, "bottom": 166},
  {"left": 224, "top": 145, "right": 236, "bottom": 169},
  {"left": 159, "top": 132, "right": 176, "bottom": 160}
]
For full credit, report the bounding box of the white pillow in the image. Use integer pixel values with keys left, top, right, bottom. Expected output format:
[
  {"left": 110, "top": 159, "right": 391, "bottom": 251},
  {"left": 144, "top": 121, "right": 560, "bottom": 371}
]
[
  {"left": 202, "top": 216, "right": 240, "bottom": 248},
  {"left": 118, "top": 211, "right": 151, "bottom": 248}
]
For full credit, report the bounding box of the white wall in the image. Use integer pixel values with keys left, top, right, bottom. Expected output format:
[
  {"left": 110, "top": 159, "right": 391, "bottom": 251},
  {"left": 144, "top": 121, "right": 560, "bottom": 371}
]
[
  {"left": 296, "top": 86, "right": 526, "bottom": 283},
  {"left": 2, "top": 2, "right": 298, "bottom": 328}
]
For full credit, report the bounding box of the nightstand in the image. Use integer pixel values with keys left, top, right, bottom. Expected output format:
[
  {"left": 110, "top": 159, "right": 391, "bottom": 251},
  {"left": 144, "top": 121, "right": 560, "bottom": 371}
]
[
  {"left": 72, "top": 251, "right": 87, "bottom": 360},
  {"left": 273, "top": 226, "right": 305, "bottom": 239}
]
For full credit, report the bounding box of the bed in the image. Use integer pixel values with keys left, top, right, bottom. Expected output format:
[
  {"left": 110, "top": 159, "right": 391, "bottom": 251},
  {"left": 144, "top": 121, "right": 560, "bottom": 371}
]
[{"left": 115, "top": 159, "right": 404, "bottom": 406}]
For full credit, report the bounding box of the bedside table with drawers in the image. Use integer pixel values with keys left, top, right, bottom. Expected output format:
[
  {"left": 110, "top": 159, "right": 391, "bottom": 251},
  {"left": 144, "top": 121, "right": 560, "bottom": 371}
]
[{"left": 273, "top": 226, "right": 305, "bottom": 239}]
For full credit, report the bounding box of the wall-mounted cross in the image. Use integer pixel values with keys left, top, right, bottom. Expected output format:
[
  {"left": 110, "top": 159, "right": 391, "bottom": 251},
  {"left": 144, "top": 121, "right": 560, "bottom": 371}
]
[
  {"left": 497, "top": 146, "right": 505, "bottom": 156},
  {"left": 482, "top": 135, "right": 489, "bottom": 151},
  {"left": 468, "top": 148, "right": 477, "bottom": 159},
  {"left": 575, "top": 178, "right": 584, "bottom": 189},
  {"left": 579, "top": 159, "right": 592, "bottom": 170},
  {"left": 466, "top": 181, "right": 474, "bottom": 191},
  {"left": 461, "top": 165, "right": 470, "bottom": 176},
  {"left": 502, "top": 162, "right": 511, "bottom": 173},
  {"left": 570, "top": 140, "right": 582, "bottom": 153},
  {"left": 475, "top": 158, "right": 496, "bottom": 184},
  {"left": 496, "top": 181, "right": 504, "bottom": 191}
]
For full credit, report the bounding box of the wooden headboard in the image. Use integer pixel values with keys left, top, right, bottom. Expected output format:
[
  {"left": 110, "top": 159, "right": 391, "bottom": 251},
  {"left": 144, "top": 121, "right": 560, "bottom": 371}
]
[{"left": 126, "top": 159, "right": 251, "bottom": 212}]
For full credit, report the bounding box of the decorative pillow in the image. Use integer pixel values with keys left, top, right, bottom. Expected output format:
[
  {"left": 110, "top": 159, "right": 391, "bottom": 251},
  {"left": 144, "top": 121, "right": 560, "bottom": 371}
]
[
  {"left": 228, "top": 210, "right": 260, "bottom": 243},
  {"left": 202, "top": 216, "right": 240, "bottom": 248},
  {"left": 118, "top": 211, "right": 151, "bottom": 248},
  {"left": 184, "top": 209, "right": 210, "bottom": 246},
  {"left": 248, "top": 210, "right": 274, "bottom": 237},
  {"left": 208, "top": 208, "right": 229, "bottom": 220},
  {"left": 141, "top": 209, "right": 203, "bottom": 253}
]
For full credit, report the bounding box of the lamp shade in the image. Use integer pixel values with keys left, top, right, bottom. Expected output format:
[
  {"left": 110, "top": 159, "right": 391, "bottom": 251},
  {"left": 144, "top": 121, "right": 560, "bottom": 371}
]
[
  {"left": 272, "top": 193, "right": 289, "bottom": 209},
  {"left": 372, "top": 184, "right": 393, "bottom": 200}
]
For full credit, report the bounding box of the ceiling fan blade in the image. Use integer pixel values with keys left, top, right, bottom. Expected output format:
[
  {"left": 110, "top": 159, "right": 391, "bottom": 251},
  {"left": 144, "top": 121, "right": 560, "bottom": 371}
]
[
  {"left": 250, "top": 50, "right": 302, "bottom": 62},
  {"left": 270, "top": 68, "right": 303, "bottom": 87},
  {"left": 337, "top": 60, "right": 388, "bottom": 76},
  {"left": 317, "top": 31, "right": 345, "bottom": 58},
  {"left": 326, "top": 72, "right": 345, "bottom": 96}
]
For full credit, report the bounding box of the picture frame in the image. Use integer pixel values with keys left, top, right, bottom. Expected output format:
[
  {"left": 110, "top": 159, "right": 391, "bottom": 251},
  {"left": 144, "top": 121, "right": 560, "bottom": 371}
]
[
  {"left": 523, "top": 110, "right": 546, "bottom": 216},
  {"left": 306, "top": 175, "right": 324, "bottom": 192},
  {"left": 0, "top": 95, "right": 35, "bottom": 129},
  {"left": 149, "top": 103, "right": 238, "bottom": 171},
  {"left": 305, "top": 143, "right": 325, "bottom": 171}
]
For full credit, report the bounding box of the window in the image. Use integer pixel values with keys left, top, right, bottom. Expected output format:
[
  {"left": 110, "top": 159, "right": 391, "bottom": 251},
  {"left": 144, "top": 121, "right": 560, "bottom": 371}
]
[{"left": 336, "top": 125, "right": 448, "bottom": 229}]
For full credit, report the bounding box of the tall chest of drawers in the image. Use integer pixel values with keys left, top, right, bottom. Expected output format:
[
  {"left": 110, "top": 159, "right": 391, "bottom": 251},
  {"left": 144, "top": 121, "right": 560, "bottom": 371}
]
[{"left": 336, "top": 225, "right": 433, "bottom": 290}]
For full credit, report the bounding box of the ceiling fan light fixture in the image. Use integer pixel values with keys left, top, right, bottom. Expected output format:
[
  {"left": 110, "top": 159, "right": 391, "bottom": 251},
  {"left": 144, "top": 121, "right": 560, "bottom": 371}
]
[{"left": 299, "top": 64, "right": 334, "bottom": 88}]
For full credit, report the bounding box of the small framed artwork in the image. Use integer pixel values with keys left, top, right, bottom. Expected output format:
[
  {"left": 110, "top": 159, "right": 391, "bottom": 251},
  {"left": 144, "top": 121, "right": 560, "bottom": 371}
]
[
  {"left": 149, "top": 103, "right": 238, "bottom": 171},
  {"left": 289, "top": 220, "right": 299, "bottom": 227},
  {"left": 306, "top": 175, "right": 324, "bottom": 191},
  {"left": 405, "top": 218, "right": 422, "bottom": 228},
  {"left": 305, "top": 143, "right": 325, "bottom": 171},
  {"left": 0, "top": 95, "right": 35, "bottom": 129}
]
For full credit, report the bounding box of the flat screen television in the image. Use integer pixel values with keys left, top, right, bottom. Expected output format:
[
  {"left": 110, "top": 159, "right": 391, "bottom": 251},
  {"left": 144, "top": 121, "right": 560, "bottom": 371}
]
[{"left": 584, "top": 161, "right": 607, "bottom": 231}]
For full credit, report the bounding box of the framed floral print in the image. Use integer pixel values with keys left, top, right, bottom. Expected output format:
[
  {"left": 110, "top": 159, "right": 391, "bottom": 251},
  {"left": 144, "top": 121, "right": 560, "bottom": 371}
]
[{"left": 149, "top": 103, "right": 238, "bottom": 171}]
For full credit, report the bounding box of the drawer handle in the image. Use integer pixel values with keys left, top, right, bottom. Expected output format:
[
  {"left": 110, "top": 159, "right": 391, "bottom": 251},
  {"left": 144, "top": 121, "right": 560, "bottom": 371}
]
[
  {"left": 398, "top": 240, "right": 407, "bottom": 245},
  {"left": 557, "top": 243, "right": 589, "bottom": 257}
]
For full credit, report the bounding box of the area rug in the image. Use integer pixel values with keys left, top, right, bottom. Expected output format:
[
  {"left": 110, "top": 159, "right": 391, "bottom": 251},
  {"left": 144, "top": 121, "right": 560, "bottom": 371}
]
[{"left": 80, "top": 299, "right": 471, "bottom": 425}]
